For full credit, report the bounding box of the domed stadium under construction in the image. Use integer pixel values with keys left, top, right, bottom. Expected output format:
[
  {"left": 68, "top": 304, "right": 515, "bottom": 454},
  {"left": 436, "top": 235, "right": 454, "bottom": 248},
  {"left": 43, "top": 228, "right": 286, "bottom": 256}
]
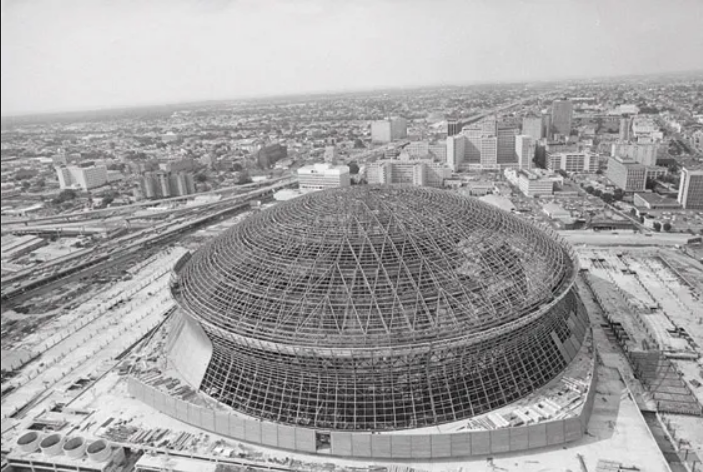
[{"left": 132, "top": 185, "right": 594, "bottom": 458}]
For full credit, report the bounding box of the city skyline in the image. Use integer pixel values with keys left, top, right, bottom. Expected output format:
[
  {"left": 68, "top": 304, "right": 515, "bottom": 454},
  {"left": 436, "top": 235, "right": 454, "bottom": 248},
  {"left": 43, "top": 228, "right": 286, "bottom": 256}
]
[{"left": 2, "top": 0, "right": 703, "bottom": 115}]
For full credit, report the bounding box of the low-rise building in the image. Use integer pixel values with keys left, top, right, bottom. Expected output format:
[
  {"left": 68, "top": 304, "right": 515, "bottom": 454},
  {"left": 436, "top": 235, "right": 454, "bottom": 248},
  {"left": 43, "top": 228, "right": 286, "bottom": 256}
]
[
  {"left": 547, "top": 152, "right": 598, "bottom": 173},
  {"left": 297, "top": 163, "right": 351, "bottom": 190},
  {"left": 633, "top": 193, "right": 682, "bottom": 210},
  {"left": 366, "top": 158, "right": 451, "bottom": 188}
]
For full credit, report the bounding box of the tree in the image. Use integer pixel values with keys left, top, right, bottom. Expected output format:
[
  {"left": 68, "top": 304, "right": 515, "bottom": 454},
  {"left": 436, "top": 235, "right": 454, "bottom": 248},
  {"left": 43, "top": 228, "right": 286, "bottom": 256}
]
[
  {"left": 663, "top": 222, "right": 672, "bottom": 232},
  {"left": 613, "top": 189, "right": 625, "bottom": 201},
  {"left": 601, "top": 193, "right": 614, "bottom": 204},
  {"left": 53, "top": 188, "right": 78, "bottom": 204},
  {"left": 348, "top": 161, "right": 360, "bottom": 175},
  {"left": 585, "top": 186, "right": 595, "bottom": 194},
  {"left": 353, "top": 139, "right": 365, "bottom": 149},
  {"left": 593, "top": 189, "right": 603, "bottom": 198},
  {"left": 195, "top": 173, "right": 208, "bottom": 183},
  {"left": 653, "top": 221, "right": 662, "bottom": 232}
]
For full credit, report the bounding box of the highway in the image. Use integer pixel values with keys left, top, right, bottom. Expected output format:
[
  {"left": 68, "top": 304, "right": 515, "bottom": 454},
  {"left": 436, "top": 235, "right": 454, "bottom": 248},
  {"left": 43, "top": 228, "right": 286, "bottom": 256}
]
[
  {"left": 1, "top": 178, "right": 296, "bottom": 302},
  {"left": 1, "top": 175, "right": 292, "bottom": 228}
]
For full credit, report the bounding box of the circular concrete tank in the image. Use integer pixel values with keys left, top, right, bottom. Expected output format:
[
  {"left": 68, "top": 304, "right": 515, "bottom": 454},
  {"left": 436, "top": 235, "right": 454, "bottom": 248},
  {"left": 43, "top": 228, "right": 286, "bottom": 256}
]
[
  {"left": 39, "top": 433, "right": 64, "bottom": 456},
  {"left": 87, "top": 439, "right": 111, "bottom": 462},
  {"left": 16, "top": 432, "right": 41, "bottom": 453},
  {"left": 62, "top": 436, "right": 87, "bottom": 459}
]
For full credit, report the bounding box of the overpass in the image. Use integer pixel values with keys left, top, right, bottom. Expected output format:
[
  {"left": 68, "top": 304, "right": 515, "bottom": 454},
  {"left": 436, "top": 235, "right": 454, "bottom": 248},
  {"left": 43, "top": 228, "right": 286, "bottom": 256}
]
[
  {"left": 1, "top": 176, "right": 292, "bottom": 228},
  {"left": 1, "top": 179, "right": 297, "bottom": 301}
]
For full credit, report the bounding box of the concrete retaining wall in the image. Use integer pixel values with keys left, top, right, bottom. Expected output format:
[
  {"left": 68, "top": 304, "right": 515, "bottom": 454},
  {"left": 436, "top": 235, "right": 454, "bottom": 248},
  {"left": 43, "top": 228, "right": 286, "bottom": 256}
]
[{"left": 127, "top": 345, "right": 597, "bottom": 459}]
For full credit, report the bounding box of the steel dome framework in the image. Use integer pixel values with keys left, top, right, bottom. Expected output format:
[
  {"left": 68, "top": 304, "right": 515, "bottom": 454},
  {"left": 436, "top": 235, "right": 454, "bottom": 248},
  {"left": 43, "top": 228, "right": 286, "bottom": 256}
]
[{"left": 173, "top": 186, "right": 585, "bottom": 431}]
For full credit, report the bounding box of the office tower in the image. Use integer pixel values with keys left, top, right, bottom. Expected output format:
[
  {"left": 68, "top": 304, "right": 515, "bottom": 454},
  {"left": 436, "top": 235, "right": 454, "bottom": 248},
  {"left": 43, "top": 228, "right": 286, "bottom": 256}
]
[
  {"left": 461, "top": 126, "right": 483, "bottom": 164},
  {"left": 55, "top": 165, "right": 108, "bottom": 191},
  {"left": 446, "top": 135, "right": 466, "bottom": 171},
  {"left": 606, "top": 156, "right": 647, "bottom": 191},
  {"left": 515, "top": 135, "right": 535, "bottom": 170},
  {"left": 447, "top": 119, "right": 462, "bottom": 137},
  {"left": 551, "top": 100, "right": 574, "bottom": 137},
  {"left": 297, "top": 163, "right": 351, "bottom": 190},
  {"left": 678, "top": 168, "right": 703, "bottom": 209},
  {"left": 497, "top": 125, "right": 519, "bottom": 165},
  {"left": 461, "top": 117, "right": 498, "bottom": 167},
  {"left": 371, "top": 117, "right": 408, "bottom": 143},
  {"left": 366, "top": 159, "right": 450, "bottom": 188},
  {"left": 522, "top": 114, "right": 543, "bottom": 141},
  {"left": 479, "top": 137, "right": 498, "bottom": 167},
  {"left": 619, "top": 117, "right": 632, "bottom": 142},
  {"left": 542, "top": 113, "right": 553, "bottom": 140},
  {"left": 611, "top": 142, "right": 659, "bottom": 167},
  {"left": 547, "top": 152, "right": 598, "bottom": 173}
]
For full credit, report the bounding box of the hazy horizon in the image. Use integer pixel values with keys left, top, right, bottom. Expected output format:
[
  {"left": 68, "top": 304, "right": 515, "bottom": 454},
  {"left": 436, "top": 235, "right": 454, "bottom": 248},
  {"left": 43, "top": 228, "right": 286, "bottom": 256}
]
[{"left": 2, "top": 0, "right": 703, "bottom": 116}]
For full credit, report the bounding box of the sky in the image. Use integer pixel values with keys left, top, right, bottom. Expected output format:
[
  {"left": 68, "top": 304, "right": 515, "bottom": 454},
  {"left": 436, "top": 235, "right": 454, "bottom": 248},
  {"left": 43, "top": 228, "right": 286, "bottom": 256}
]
[{"left": 1, "top": 0, "right": 702, "bottom": 115}]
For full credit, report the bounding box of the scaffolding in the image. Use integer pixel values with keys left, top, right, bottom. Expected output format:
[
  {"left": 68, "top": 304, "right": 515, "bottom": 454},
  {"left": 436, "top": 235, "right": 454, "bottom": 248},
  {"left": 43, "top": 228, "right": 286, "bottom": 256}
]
[{"left": 172, "top": 185, "right": 585, "bottom": 431}]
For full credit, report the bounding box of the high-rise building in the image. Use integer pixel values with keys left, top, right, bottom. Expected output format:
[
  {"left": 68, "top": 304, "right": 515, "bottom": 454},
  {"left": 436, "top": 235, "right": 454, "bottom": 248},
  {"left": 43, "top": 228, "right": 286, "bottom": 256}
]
[
  {"left": 522, "top": 114, "right": 543, "bottom": 141},
  {"left": 297, "top": 163, "right": 351, "bottom": 190},
  {"left": 611, "top": 142, "right": 659, "bottom": 167},
  {"left": 515, "top": 135, "right": 535, "bottom": 170},
  {"left": 460, "top": 117, "right": 498, "bottom": 168},
  {"left": 55, "top": 165, "right": 108, "bottom": 191},
  {"left": 547, "top": 152, "right": 599, "bottom": 173},
  {"left": 497, "top": 125, "right": 519, "bottom": 165},
  {"left": 542, "top": 113, "right": 553, "bottom": 140},
  {"left": 446, "top": 135, "right": 466, "bottom": 171},
  {"left": 551, "top": 100, "right": 574, "bottom": 137},
  {"left": 606, "top": 156, "right": 647, "bottom": 192},
  {"left": 366, "top": 159, "right": 450, "bottom": 188},
  {"left": 479, "top": 136, "right": 498, "bottom": 167},
  {"left": 677, "top": 168, "right": 703, "bottom": 210},
  {"left": 447, "top": 119, "right": 462, "bottom": 137},
  {"left": 371, "top": 117, "right": 408, "bottom": 143},
  {"left": 619, "top": 117, "right": 632, "bottom": 142}
]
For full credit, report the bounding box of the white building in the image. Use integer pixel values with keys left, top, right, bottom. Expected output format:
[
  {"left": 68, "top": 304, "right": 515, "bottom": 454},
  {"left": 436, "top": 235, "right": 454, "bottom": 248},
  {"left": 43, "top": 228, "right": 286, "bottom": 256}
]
[
  {"left": 611, "top": 142, "right": 659, "bottom": 167},
  {"left": 631, "top": 116, "right": 662, "bottom": 142},
  {"left": 547, "top": 152, "right": 599, "bottom": 173},
  {"left": 55, "top": 165, "right": 108, "bottom": 191},
  {"left": 522, "top": 114, "right": 543, "bottom": 141},
  {"left": 297, "top": 163, "right": 351, "bottom": 190},
  {"left": 515, "top": 135, "right": 535, "bottom": 170},
  {"left": 446, "top": 135, "right": 466, "bottom": 171},
  {"left": 371, "top": 117, "right": 408, "bottom": 143},
  {"left": 366, "top": 159, "right": 451, "bottom": 188},
  {"left": 678, "top": 167, "right": 703, "bottom": 210},
  {"left": 505, "top": 168, "right": 558, "bottom": 197}
]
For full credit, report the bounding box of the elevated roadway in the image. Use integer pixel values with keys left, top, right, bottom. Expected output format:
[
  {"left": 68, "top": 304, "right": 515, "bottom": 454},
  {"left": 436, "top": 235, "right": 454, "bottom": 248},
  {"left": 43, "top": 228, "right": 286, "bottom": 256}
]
[{"left": 1, "top": 179, "right": 296, "bottom": 302}]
